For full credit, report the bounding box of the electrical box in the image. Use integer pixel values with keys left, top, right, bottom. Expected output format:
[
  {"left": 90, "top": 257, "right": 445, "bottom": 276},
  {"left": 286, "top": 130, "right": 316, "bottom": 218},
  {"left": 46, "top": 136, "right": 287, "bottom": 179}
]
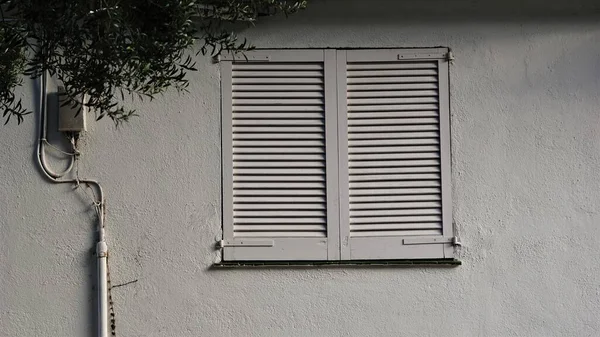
[{"left": 58, "top": 86, "right": 87, "bottom": 132}]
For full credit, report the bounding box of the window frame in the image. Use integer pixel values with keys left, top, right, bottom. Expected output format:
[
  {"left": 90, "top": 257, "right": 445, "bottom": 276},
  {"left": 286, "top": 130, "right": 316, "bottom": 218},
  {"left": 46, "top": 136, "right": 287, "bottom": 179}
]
[{"left": 220, "top": 48, "right": 456, "bottom": 262}]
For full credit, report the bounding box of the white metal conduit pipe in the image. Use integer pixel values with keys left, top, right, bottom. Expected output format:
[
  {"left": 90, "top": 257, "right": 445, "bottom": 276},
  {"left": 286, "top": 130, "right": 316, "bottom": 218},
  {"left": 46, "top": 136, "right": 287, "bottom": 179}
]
[{"left": 36, "top": 72, "right": 109, "bottom": 337}]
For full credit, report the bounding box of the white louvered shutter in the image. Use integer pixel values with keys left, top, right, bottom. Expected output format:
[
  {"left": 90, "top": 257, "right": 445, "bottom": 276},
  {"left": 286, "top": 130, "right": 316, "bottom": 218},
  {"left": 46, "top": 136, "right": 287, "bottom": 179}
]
[
  {"left": 338, "top": 49, "right": 454, "bottom": 260},
  {"left": 221, "top": 50, "right": 340, "bottom": 261}
]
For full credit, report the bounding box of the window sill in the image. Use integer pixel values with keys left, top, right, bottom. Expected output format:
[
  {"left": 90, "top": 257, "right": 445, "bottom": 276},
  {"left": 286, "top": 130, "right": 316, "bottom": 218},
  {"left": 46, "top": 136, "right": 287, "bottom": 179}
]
[{"left": 212, "top": 259, "right": 461, "bottom": 269}]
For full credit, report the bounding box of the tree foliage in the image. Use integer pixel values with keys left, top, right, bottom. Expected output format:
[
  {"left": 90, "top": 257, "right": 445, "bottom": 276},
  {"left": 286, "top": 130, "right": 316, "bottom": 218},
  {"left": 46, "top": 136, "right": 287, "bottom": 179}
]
[
  {"left": 0, "top": 24, "right": 27, "bottom": 124},
  {"left": 0, "top": 0, "right": 306, "bottom": 124}
]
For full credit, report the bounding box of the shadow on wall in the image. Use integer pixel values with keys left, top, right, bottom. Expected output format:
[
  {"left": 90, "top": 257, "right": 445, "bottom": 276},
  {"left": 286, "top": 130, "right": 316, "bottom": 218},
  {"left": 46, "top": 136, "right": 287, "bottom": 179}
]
[{"left": 298, "top": 0, "right": 600, "bottom": 22}]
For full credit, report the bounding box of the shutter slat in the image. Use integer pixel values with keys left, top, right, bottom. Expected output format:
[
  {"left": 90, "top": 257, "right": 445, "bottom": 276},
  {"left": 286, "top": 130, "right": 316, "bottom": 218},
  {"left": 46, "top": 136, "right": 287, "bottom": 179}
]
[
  {"left": 350, "top": 229, "right": 441, "bottom": 237},
  {"left": 234, "top": 154, "right": 324, "bottom": 161},
  {"left": 233, "top": 84, "right": 324, "bottom": 92},
  {"left": 234, "top": 147, "right": 324, "bottom": 154},
  {"left": 233, "top": 77, "right": 324, "bottom": 84},
  {"left": 234, "top": 217, "right": 326, "bottom": 224},
  {"left": 234, "top": 161, "right": 325, "bottom": 168},
  {"left": 349, "top": 111, "right": 439, "bottom": 119},
  {"left": 348, "top": 83, "right": 438, "bottom": 91},
  {"left": 350, "top": 215, "right": 442, "bottom": 224},
  {"left": 234, "top": 133, "right": 324, "bottom": 140},
  {"left": 233, "top": 119, "right": 324, "bottom": 126},
  {"left": 349, "top": 145, "right": 440, "bottom": 154},
  {"left": 234, "top": 140, "right": 325, "bottom": 147},
  {"left": 350, "top": 201, "right": 441, "bottom": 209},
  {"left": 349, "top": 159, "right": 440, "bottom": 168},
  {"left": 233, "top": 98, "right": 324, "bottom": 105},
  {"left": 235, "top": 196, "right": 326, "bottom": 203},
  {"left": 235, "top": 203, "right": 326, "bottom": 210},
  {"left": 348, "top": 76, "right": 438, "bottom": 84},
  {"left": 349, "top": 187, "right": 441, "bottom": 196},
  {"left": 350, "top": 181, "right": 440, "bottom": 189},
  {"left": 350, "top": 194, "right": 440, "bottom": 203},
  {"left": 348, "top": 97, "right": 438, "bottom": 105},
  {"left": 350, "top": 166, "right": 440, "bottom": 174},
  {"left": 233, "top": 63, "right": 323, "bottom": 70},
  {"left": 234, "top": 182, "right": 325, "bottom": 189},
  {"left": 349, "top": 152, "right": 440, "bottom": 160},
  {"left": 348, "top": 104, "right": 438, "bottom": 112},
  {"left": 234, "top": 126, "right": 324, "bottom": 133},
  {"left": 347, "top": 60, "right": 444, "bottom": 239},
  {"left": 348, "top": 131, "right": 439, "bottom": 140},
  {"left": 233, "top": 113, "right": 324, "bottom": 119},
  {"left": 350, "top": 208, "right": 441, "bottom": 217},
  {"left": 351, "top": 223, "right": 441, "bottom": 230},
  {"left": 347, "top": 62, "right": 437, "bottom": 70},
  {"left": 348, "top": 118, "right": 439, "bottom": 126},
  {"left": 234, "top": 91, "right": 324, "bottom": 98},
  {"left": 347, "top": 69, "right": 438, "bottom": 77},
  {"left": 235, "top": 225, "right": 326, "bottom": 231},
  {"left": 233, "top": 71, "right": 323, "bottom": 77},
  {"left": 231, "top": 61, "right": 327, "bottom": 239},
  {"left": 233, "top": 105, "right": 323, "bottom": 112},
  {"left": 235, "top": 210, "right": 326, "bottom": 217},
  {"left": 235, "top": 168, "right": 325, "bottom": 175},
  {"left": 234, "top": 189, "right": 326, "bottom": 196},
  {"left": 234, "top": 175, "right": 325, "bottom": 181},
  {"left": 348, "top": 90, "right": 438, "bottom": 98},
  {"left": 349, "top": 173, "right": 441, "bottom": 181},
  {"left": 235, "top": 231, "right": 327, "bottom": 238},
  {"left": 349, "top": 138, "right": 438, "bottom": 146},
  {"left": 349, "top": 125, "right": 439, "bottom": 133}
]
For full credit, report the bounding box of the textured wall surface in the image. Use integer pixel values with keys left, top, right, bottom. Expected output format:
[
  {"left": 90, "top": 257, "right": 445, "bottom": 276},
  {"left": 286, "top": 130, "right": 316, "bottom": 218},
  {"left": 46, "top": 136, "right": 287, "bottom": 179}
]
[{"left": 2, "top": 0, "right": 600, "bottom": 336}]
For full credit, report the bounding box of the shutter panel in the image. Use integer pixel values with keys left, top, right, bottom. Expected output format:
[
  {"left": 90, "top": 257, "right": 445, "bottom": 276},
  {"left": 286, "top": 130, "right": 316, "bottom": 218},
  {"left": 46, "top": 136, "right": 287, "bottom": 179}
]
[
  {"left": 221, "top": 50, "right": 339, "bottom": 261},
  {"left": 341, "top": 49, "right": 454, "bottom": 260}
]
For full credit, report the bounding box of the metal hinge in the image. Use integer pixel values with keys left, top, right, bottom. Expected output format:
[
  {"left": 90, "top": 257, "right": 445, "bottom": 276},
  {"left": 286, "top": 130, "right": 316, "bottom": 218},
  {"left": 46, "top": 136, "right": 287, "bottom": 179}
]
[
  {"left": 239, "top": 54, "right": 271, "bottom": 62},
  {"left": 397, "top": 52, "right": 446, "bottom": 60},
  {"left": 218, "top": 239, "right": 274, "bottom": 248},
  {"left": 446, "top": 50, "right": 455, "bottom": 63},
  {"left": 403, "top": 236, "right": 462, "bottom": 246}
]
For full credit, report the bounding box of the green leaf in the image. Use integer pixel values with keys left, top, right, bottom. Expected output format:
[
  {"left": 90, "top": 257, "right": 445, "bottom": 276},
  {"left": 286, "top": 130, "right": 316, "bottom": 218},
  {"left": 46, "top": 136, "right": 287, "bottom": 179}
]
[{"left": 0, "top": 0, "right": 307, "bottom": 126}]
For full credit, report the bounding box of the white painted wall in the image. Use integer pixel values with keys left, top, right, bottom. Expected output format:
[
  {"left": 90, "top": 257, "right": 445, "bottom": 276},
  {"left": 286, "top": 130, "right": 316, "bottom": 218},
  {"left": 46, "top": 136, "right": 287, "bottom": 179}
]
[{"left": 2, "top": 0, "right": 600, "bottom": 336}]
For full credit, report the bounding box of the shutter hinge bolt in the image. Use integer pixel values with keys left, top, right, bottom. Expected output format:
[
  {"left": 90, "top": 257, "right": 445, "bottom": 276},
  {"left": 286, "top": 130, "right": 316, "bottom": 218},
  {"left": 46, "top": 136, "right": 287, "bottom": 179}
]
[
  {"left": 446, "top": 50, "right": 455, "bottom": 63},
  {"left": 452, "top": 236, "right": 462, "bottom": 247}
]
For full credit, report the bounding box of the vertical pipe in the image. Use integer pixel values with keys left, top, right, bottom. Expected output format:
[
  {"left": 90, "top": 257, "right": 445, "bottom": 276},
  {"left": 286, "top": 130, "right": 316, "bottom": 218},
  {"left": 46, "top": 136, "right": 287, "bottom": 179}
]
[{"left": 97, "top": 241, "right": 108, "bottom": 337}]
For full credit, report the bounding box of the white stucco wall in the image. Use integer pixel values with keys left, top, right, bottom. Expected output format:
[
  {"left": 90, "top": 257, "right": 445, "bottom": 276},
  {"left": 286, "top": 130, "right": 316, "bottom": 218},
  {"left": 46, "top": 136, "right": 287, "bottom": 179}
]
[{"left": 2, "top": 0, "right": 600, "bottom": 336}]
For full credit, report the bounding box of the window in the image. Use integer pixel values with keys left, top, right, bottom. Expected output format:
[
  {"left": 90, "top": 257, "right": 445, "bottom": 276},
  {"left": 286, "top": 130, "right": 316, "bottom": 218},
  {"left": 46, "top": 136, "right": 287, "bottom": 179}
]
[{"left": 220, "top": 48, "right": 455, "bottom": 262}]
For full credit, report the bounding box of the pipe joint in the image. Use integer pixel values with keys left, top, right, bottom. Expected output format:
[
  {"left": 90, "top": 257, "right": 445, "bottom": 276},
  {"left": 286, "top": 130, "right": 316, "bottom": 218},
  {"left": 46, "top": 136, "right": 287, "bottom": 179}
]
[{"left": 97, "top": 242, "right": 108, "bottom": 258}]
